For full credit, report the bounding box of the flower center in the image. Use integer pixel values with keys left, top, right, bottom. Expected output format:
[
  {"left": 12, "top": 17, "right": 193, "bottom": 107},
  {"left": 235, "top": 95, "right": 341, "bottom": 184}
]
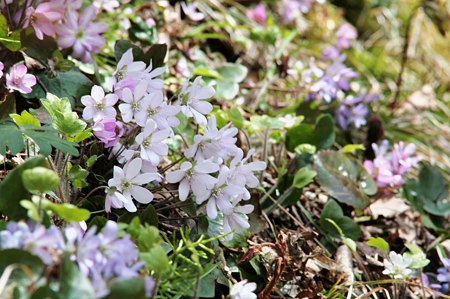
[
  {"left": 147, "top": 107, "right": 160, "bottom": 117},
  {"left": 142, "top": 137, "right": 151, "bottom": 148},
  {"left": 122, "top": 180, "right": 131, "bottom": 190},
  {"left": 95, "top": 102, "right": 105, "bottom": 111},
  {"left": 131, "top": 100, "right": 140, "bottom": 111}
]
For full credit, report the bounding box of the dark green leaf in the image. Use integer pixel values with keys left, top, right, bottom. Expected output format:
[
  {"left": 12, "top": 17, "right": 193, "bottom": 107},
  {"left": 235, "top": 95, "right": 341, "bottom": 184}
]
[
  {"left": 0, "top": 156, "right": 48, "bottom": 220},
  {"left": 23, "top": 125, "right": 79, "bottom": 156},
  {"left": 114, "top": 40, "right": 144, "bottom": 62},
  {"left": 286, "top": 114, "right": 335, "bottom": 152},
  {"left": 320, "top": 200, "right": 361, "bottom": 240},
  {"left": 143, "top": 44, "right": 167, "bottom": 68},
  {"left": 0, "top": 122, "right": 24, "bottom": 155},
  {"left": 103, "top": 278, "right": 147, "bottom": 299},
  {"left": 139, "top": 204, "right": 158, "bottom": 226},
  {"left": 0, "top": 249, "right": 44, "bottom": 284},
  {"left": 314, "top": 151, "right": 375, "bottom": 209}
]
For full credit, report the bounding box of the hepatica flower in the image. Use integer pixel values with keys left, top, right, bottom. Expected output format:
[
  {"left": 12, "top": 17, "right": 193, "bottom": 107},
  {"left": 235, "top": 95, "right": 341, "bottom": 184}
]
[
  {"left": 178, "top": 76, "right": 214, "bottom": 126},
  {"left": 383, "top": 251, "right": 413, "bottom": 279},
  {"left": 119, "top": 81, "right": 152, "bottom": 123},
  {"left": 24, "top": 1, "right": 64, "bottom": 40},
  {"left": 335, "top": 23, "right": 357, "bottom": 50},
  {"left": 56, "top": 5, "right": 108, "bottom": 63},
  {"left": 134, "top": 91, "right": 180, "bottom": 129},
  {"left": 229, "top": 279, "right": 257, "bottom": 299},
  {"left": 6, "top": 64, "right": 37, "bottom": 94},
  {"left": 181, "top": 1, "right": 205, "bottom": 22},
  {"left": 93, "top": 118, "right": 124, "bottom": 148},
  {"left": 108, "top": 158, "right": 160, "bottom": 212},
  {"left": 81, "top": 85, "right": 118, "bottom": 121},
  {"left": 364, "top": 140, "right": 420, "bottom": 189},
  {"left": 135, "top": 120, "right": 171, "bottom": 165},
  {"left": 336, "top": 94, "right": 378, "bottom": 129},
  {"left": 246, "top": 3, "right": 266, "bottom": 25},
  {"left": 166, "top": 160, "right": 219, "bottom": 202}
]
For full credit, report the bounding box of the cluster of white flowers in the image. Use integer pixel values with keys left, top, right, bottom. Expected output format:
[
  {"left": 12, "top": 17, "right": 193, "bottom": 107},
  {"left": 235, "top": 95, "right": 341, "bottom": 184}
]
[{"left": 81, "top": 49, "right": 266, "bottom": 238}]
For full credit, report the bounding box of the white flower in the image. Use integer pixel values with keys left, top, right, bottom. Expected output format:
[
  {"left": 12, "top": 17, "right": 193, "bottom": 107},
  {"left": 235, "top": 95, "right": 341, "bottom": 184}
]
[
  {"left": 185, "top": 116, "right": 239, "bottom": 163},
  {"left": 166, "top": 160, "right": 219, "bottom": 202},
  {"left": 134, "top": 91, "right": 180, "bottom": 129},
  {"left": 229, "top": 280, "right": 257, "bottom": 299},
  {"left": 143, "top": 62, "right": 166, "bottom": 94},
  {"left": 382, "top": 251, "right": 413, "bottom": 279},
  {"left": 135, "top": 120, "right": 171, "bottom": 165},
  {"left": 178, "top": 76, "right": 214, "bottom": 125},
  {"left": 108, "top": 158, "right": 160, "bottom": 212},
  {"left": 119, "top": 81, "right": 151, "bottom": 123},
  {"left": 81, "top": 85, "right": 118, "bottom": 121},
  {"left": 228, "top": 149, "right": 267, "bottom": 200},
  {"left": 93, "top": 0, "right": 119, "bottom": 12},
  {"left": 204, "top": 166, "right": 239, "bottom": 219},
  {"left": 181, "top": 1, "right": 205, "bottom": 22},
  {"left": 222, "top": 199, "right": 254, "bottom": 240},
  {"left": 109, "top": 48, "right": 145, "bottom": 89}
]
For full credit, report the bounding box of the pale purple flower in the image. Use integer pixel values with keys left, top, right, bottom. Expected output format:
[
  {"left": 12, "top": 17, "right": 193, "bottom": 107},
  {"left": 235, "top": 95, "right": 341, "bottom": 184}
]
[
  {"left": 229, "top": 279, "right": 257, "bottom": 299},
  {"left": 93, "top": 118, "right": 124, "bottom": 148},
  {"left": 335, "top": 23, "right": 357, "bottom": 50},
  {"left": 24, "top": 1, "right": 64, "bottom": 40},
  {"left": 134, "top": 91, "right": 180, "bottom": 129},
  {"left": 0, "top": 222, "right": 64, "bottom": 265},
  {"left": 166, "top": 160, "right": 219, "bottom": 202},
  {"left": 135, "top": 120, "right": 171, "bottom": 165},
  {"left": 108, "top": 158, "right": 161, "bottom": 212},
  {"left": 336, "top": 94, "right": 378, "bottom": 129},
  {"left": 56, "top": 5, "right": 108, "bottom": 63},
  {"left": 184, "top": 116, "right": 239, "bottom": 163},
  {"left": 81, "top": 85, "right": 118, "bottom": 121},
  {"left": 181, "top": 1, "right": 205, "bottom": 22},
  {"left": 246, "top": 3, "right": 266, "bottom": 25},
  {"left": 5, "top": 64, "right": 37, "bottom": 94},
  {"left": 119, "top": 81, "right": 151, "bottom": 123},
  {"left": 178, "top": 76, "right": 214, "bottom": 125},
  {"left": 143, "top": 62, "right": 166, "bottom": 94},
  {"left": 105, "top": 186, "right": 131, "bottom": 212},
  {"left": 321, "top": 45, "right": 340, "bottom": 60},
  {"left": 282, "top": 0, "right": 313, "bottom": 21},
  {"left": 303, "top": 55, "right": 358, "bottom": 103}
]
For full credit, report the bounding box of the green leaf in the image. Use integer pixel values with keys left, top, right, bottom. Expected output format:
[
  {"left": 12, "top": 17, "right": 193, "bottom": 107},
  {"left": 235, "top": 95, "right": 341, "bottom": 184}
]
[
  {"left": 0, "top": 16, "right": 21, "bottom": 51},
  {"left": 286, "top": 114, "right": 335, "bottom": 152},
  {"left": 227, "top": 107, "right": 244, "bottom": 129},
  {"left": 22, "top": 167, "right": 60, "bottom": 193},
  {"left": 140, "top": 246, "right": 170, "bottom": 275},
  {"left": 314, "top": 151, "right": 376, "bottom": 209},
  {"left": 367, "top": 237, "right": 389, "bottom": 251},
  {"left": 320, "top": 200, "right": 361, "bottom": 240},
  {"left": 23, "top": 125, "right": 79, "bottom": 156},
  {"left": 0, "top": 122, "right": 25, "bottom": 155},
  {"left": 0, "top": 156, "right": 48, "bottom": 220},
  {"left": 114, "top": 40, "right": 144, "bottom": 62},
  {"left": 139, "top": 204, "right": 158, "bottom": 226},
  {"left": 342, "top": 144, "right": 365, "bottom": 154},
  {"left": 59, "top": 256, "right": 95, "bottom": 299},
  {"left": 293, "top": 167, "right": 317, "bottom": 189},
  {"left": 215, "top": 63, "right": 248, "bottom": 100},
  {"left": 104, "top": 278, "right": 147, "bottom": 299},
  {"left": 404, "top": 244, "right": 430, "bottom": 269},
  {"left": 143, "top": 44, "right": 167, "bottom": 68},
  {"left": 20, "top": 200, "right": 40, "bottom": 221},
  {"left": 10, "top": 111, "right": 41, "bottom": 127},
  {"left": 193, "top": 67, "right": 223, "bottom": 79},
  {"left": 44, "top": 201, "right": 90, "bottom": 222},
  {"left": 31, "top": 286, "right": 58, "bottom": 299},
  {"left": 26, "top": 70, "right": 93, "bottom": 102},
  {"left": 0, "top": 249, "right": 44, "bottom": 284}
]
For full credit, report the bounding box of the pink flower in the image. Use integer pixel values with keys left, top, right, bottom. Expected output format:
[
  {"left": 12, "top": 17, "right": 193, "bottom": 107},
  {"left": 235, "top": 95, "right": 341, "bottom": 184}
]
[
  {"left": 24, "top": 2, "right": 64, "bottom": 40},
  {"left": 0, "top": 62, "right": 4, "bottom": 78},
  {"left": 56, "top": 5, "right": 108, "bottom": 63},
  {"left": 5, "top": 64, "right": 36, "bottom": 94},
  {"left": 246, "top": 3, "right": 266, "bottom": 25},
  {"left": 93, "top": 118, "right": 124, "bottom": 148}
]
